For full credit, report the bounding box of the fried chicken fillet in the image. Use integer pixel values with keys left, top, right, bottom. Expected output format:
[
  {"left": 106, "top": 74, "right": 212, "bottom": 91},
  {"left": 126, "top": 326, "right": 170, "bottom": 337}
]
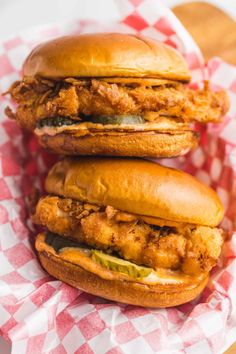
[
  {"left": 6, "top": 78, "right": 228, "bottom": 131},
  {"left": 4, "top": 33, "right": 229, "bottom": 157},
  {"left": 33, "top": 195, "right": 223, "bottom": 276}
]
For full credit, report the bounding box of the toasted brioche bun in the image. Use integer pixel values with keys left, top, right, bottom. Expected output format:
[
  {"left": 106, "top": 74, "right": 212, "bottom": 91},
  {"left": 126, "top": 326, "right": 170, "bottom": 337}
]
[
  {"left": 45, "top": 157, "right": 224, "bottom": 227},
  {"left": 38, "top": 130, "right": 198, "bottom": 158},
  {"left": 36, "top": 233, "right": 208, "bottom": 308},
  {"left": 23, "top": 33, "right": 190, "bottom": 81}
]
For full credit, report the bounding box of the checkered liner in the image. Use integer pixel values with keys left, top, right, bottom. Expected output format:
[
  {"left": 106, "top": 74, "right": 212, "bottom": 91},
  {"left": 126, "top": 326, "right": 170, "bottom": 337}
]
[{"left": 0, "top": 1, "right": 236, "bottom": 353}]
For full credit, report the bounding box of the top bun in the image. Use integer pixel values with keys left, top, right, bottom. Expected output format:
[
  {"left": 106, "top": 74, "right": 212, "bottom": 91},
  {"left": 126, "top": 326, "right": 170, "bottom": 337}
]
[
  {"left": 45, "top": 157, "right": 224, "bottom": 227},
  {"left": 23, "top": 33, "right": 191, "bottom": 81}
]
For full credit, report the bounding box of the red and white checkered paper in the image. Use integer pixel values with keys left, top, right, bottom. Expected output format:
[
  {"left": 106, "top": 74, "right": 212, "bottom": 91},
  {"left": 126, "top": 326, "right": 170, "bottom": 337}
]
[{"left": 0, "top": 1, "right": 236, "bottom": 353}]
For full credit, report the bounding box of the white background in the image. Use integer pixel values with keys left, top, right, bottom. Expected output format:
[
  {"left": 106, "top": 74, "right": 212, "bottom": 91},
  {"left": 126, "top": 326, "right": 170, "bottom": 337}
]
[{"left": 0, "top": 1, "right": 235, "bottom": 353}]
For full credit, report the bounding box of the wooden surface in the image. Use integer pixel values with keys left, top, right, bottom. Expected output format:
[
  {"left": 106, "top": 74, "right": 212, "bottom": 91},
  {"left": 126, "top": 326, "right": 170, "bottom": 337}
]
[
  {"left": 172, "top": 3, "right": 236, "bottom": 354},
  {"left": 173, "top": 2, "right": 236, "bottom": 65}
]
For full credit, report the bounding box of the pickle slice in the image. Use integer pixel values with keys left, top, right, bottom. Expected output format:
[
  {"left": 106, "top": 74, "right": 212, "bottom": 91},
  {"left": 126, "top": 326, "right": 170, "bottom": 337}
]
[
  {"left": 45, "top": 233, "right": 85, "bottom": 253},
  {"left": 36, "top": 115, "right": 145, "bottom": 128},
  {"left": 91, "top": 250, "right": 152, "bottom": 279},
  {"left": 36, "top": 117, "right": 76, "bottom": 128},
  {"left": 91, "top": 115, "right": 145, "bottom": 125}
]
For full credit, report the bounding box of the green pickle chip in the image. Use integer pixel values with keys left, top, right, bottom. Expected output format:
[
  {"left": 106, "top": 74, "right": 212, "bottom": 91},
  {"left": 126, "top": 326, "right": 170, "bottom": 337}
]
[
  {"left": 45, "top": 233, "right": 83, "bottom": 252},
  {"left": 91, "top": 115, "right": 145, "bottom": 125},
  {"left": 36, "top": 117, "right": 76, "bottom": 128},
  {"left": 92, "top": 250, "right": 152, "bottom": 279},
  {"left": 37, "top": 115, "right": 145, "bottom": 128}
]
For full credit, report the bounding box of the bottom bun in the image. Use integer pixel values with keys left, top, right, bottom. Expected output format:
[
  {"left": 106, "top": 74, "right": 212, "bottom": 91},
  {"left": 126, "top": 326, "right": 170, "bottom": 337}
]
[
  {"left": 36, "top": 233, "right": 208, "bottom": 308},
  {"left": 38, "top": 130, "right": 199, "bottom": 157}
]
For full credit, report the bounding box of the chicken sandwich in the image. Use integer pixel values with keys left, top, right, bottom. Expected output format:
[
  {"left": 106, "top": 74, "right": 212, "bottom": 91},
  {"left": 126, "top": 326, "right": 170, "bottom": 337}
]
[
  {"left": 33, "top": 157, "right": 224, "bottom": 307},
  {"left": 5, "top": 33, "right": 229, "bottom": 157}
]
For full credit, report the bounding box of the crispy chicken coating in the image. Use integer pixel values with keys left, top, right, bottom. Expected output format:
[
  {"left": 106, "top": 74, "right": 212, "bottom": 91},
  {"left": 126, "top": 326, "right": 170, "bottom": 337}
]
[
  {"left": 33, "top": 196, "right": 223, "bottom": 275},
  {"left": 5, "top": 78, "right": 229, "bottom": 130}
]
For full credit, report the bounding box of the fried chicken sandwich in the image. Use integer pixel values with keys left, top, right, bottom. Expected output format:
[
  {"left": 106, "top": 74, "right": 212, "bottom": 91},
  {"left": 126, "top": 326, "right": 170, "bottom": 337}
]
[
  {"left": 5, "top": 33, "right": 229, "bottom": 157},
  {"left": 33, "top": 157, "right": 224, "bottom": 307}
]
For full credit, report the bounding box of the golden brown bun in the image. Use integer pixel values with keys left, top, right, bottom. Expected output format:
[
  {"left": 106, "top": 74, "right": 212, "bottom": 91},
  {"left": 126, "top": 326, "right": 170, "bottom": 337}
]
[
  {"left": 23, "top": 33, "right": 191, "bottom": 81},
  {"left": 36, "top": 233, "right": 208, "bottom": 308},
  {"left": 38, "top": 130, "right": 198, "bottom": 158},
  {"left": 45, "top": 157, "right": 224, "bottom": 227}
]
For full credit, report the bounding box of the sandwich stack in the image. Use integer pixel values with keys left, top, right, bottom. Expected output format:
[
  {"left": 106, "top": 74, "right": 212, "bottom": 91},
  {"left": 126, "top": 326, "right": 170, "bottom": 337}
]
[{"left": 6, "top": 33, "right": 228, "bottom": 307}]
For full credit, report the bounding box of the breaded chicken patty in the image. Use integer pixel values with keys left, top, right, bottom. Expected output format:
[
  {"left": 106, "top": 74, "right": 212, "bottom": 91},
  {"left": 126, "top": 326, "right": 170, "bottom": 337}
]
[
  {"left": 6, "top": 78, "right": 229, "bottom": 131},
  {"left": 33, "top": 196, "right": 223, "bottom": 276}
]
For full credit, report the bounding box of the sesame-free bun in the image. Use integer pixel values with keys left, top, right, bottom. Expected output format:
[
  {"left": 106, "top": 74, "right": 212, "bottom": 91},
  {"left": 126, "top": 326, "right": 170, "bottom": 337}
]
[
  {"left": 45, "top": 157, "right": 224, "bottom": 227},
  {"left": 36, "top": 233, "right": 208, "bottom": 308},
  {"left": 23, "top": 33, "right": 191, "bottom": 81},
  {"left": 38, "top": 130, "right": 198, "bottom": 158}
]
